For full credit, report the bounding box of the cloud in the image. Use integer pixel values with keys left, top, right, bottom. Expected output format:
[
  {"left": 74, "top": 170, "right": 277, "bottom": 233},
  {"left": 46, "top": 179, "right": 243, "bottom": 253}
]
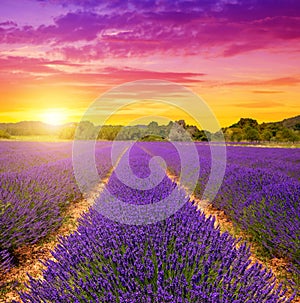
[
  {"left": 101, "top": 66, "right": 206, "bottom": 82},
  {"left": 0, "top": 60, "right": 206, "bottom": 90},
  {"left": 233, "top": 101, "right": 284, "bottom": 108},
  {"left": 227, "top": 77, "right": 300, "bottom": 87},
  {"left": 0, "top": 21, "right": 17, "bottom": 27},
  {"left": 1, "top": 2, "right": 300, "bottom": 60},
  {"left": 0, "top": 56, "right": 80, "bottom": 74},
  {"left": 34, "top": 0, "right": 300, "bottom": 21},
  {"left": 223, "top": 42, "right": 266, "bottom": 57},
  {"left": 41, "top": 66, "right": 206, "bottom": 86},
  {"left": 252, "top": 90, "right": 284, "bottom": 94}
]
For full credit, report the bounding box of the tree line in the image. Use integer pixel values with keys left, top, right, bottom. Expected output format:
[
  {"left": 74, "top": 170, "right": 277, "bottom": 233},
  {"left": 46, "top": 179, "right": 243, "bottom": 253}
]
[
  {"left": 1, "top": 116, "right": 299, "bottom": 143},
  {"left": 223, "top": 118, "right": 300, "bottom": 143},
  {"left": 59, "top": 120, "right": 212, "bottom": 141},
  {"left": 58, "top": 117, "right": 300, "bottom": 143}
]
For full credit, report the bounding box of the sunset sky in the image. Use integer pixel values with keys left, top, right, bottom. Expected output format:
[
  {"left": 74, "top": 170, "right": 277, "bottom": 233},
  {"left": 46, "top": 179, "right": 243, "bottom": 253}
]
[{"left": 0, "top": 0, "right": 299, "bottom": 128}]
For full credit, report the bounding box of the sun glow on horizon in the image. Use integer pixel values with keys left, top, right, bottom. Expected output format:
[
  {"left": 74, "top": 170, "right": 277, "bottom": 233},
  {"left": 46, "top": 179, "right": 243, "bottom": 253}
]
[{"left": 40, "top": 109, "right": 67, "bottom": 125}]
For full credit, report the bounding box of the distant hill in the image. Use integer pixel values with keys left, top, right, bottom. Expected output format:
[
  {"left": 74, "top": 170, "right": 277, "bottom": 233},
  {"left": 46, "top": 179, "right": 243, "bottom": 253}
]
[
  {"left": 228, "top": 115, "right": 300, "bottom": 130},
  {"left": 279, "top": 115, "right": 300, "bottom": 130},
  {"left": 0, "top": 121, "right": 61, "bottom": 136},
  {"left": 225, "top": 115, "right": 300, "bottom": 142},
  {"left": 0, "top": 115, "right": 299, "bottom": 142}
]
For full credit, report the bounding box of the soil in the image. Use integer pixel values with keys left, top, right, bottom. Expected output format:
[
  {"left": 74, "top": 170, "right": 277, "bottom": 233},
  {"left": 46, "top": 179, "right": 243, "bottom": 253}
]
[
  {"left": 1, "top": 167, "right": 298, "bottom": 303},
  {"left": 0, "top": 176, "right": 110, "bottom": 303},
  {"left": 167, "top": 171, "right": 299, "bottom": 303}
]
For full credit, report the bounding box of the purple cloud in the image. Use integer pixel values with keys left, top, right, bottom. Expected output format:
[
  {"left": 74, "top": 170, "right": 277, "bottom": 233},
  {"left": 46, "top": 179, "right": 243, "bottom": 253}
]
[
  {"left": 0, "top": 21, "right": 17, "bottom": 27},
  {"left": 0, "top": 0, "right": 299, "bottom": 59}
]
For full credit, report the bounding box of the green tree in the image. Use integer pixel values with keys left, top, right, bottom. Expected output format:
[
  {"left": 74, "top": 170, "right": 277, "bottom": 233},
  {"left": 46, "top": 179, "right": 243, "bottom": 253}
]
[
  {"left": 233, "top": 128, "right": 244, "bottom": 142},
  {"left": 245, "top": 126, "right": 260, "bottom": 142},
  {"left": 225, "top": 127, "right": 244, "bottom": 142},
  {"left": 98, "top": 125, "right": 123, "bottom": 140},
  {"left": 261, "top": 130, "right": 272, "bottom": 142},
  {"left": 59, "top": 124, "right": 76, "bottom": 139},
  {"left": 294, "top": 123, "right": 300, "bottom": 131},
  {"left": 265, "top": 123, "right": 281, "bottom": 137},
  {"left": 76, "top": 121, "right": 96, "bottom": 140},
  {"left": 0, "top": 129, "right": 10, "bottom": 139},
  {"left": 147, "top": 121, "right": 159, "bottom": 134},
  {"left": 175, "top": 120, "right": 186, "bottom": 129},
  {"left": 211, "top": 130, "right": 225, "bottom": 142},
  {"left": 168, "top": 122, "right": 190, "bottom": 141},
  {"left": 276, "top": 128, "right": 299, "bottom": 143},
  {"left": 231, "top": 118, "right": 259, "bottom": 129}
]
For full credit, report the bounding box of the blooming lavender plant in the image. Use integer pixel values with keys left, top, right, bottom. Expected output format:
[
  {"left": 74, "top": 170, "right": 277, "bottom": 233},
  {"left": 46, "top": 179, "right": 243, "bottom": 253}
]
[
  {"left": 134, "top": 143, "right": 300, "bottom": 289},
  {"left": 0, "top": 142, "right": 112, "bottom": 271},
  {"left": 194, "top": 144, "right": 300, "bottom": 285},
  {"left": 17, "top": 143, "right": 294, "bottom": 302}
]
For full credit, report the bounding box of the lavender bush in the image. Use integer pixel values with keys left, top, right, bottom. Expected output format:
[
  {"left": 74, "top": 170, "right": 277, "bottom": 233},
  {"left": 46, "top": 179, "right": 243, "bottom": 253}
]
[
  {"left": 0, "top": 142, "right": 112, "bottom": 271},
  {"left": 134, "top": 143, "right": 300, "bottom": 286},
  {"left": 194, "top": 145, "right": 300, "bottom": 284},
  {"left": 18, "top": 144, "right": 294, "bottom": 302}
]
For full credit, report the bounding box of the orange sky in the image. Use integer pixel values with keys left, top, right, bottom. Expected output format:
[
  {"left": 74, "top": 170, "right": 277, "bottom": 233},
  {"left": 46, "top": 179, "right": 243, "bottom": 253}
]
[{"left": 0, "top": 1, "right": 299, "bottom": 129}]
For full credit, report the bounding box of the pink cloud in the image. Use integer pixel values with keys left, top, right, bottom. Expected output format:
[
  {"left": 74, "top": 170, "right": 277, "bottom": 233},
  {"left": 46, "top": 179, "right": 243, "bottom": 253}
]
[
  {"left": 39, "top": 66, "right": 206, "bottom": 86},
  {"left": 0, "top": 56, "right": 80, "bottom": 74},
  {"left": 223, "top": 42, "right": 266, "bottom": 57},
  {"left": 1, "top": 8, "right": 300, "bottom": 60},
  {"left": 0, "top": 58, "right": 206, "bottom": 90},
  {"left": 227, "top": 77, "right": 300, "bottom": 87}
]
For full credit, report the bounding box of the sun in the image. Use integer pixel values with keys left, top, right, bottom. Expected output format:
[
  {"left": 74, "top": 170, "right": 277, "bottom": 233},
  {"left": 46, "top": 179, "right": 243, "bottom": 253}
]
[{"left": 41, "top": 109, "right": 67, "bottom": 125}]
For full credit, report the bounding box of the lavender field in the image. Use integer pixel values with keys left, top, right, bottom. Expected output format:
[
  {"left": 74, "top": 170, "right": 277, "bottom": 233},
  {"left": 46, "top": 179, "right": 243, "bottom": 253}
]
[{"left": 0, "top": 141, "right": 299, "bottom": 302}]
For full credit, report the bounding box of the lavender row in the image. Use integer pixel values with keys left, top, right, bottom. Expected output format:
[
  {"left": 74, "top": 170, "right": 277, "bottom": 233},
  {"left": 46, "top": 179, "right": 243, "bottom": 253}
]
[
  {"left": 135, "top": 142, "right": 300, "bottom": 282},
  {"left": 18, "top": 144, "right": 294, "bottom": 302},
  {"left": 0, "top": 142, "right": 73, "bottom": 173},
  {"left": 0, "top": 142, "right": 113, "bottom": 272},
  {"left": 213, "top": 166, "right": 300, "bottom": 276},
  {"left": 211, "top": 146, "right": 300, "bottom": 280},
  {"left": 151, "top": 142, "right": 300, "bottom": 281},
  {"left": 223, "top": 145, "right": 300, "bottom": 181}
]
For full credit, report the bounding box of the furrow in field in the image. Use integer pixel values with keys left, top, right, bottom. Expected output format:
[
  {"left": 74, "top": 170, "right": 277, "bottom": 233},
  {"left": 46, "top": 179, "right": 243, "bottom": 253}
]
[
  {"left": 12, "top": 143, "right": 296, "bottom": 303},
  {"left": 0, "top": 160, "right": 122, "bottom": 303},
  {"left": 139, "top": 143, "right": 297, "bottom": 301},
  {"left": 166, "top": 170, "right": 299, "bottom": 303}
]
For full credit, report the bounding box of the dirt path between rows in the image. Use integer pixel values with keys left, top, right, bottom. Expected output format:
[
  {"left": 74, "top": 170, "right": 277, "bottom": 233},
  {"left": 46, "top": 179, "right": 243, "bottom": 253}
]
[
  {"left": 1, "top": 149, "right": 298, "bottom": 303},
  {"left": 0, "top": 173, "right": 112, "bottom": 303},
  {"left": 167, "top": 172, "right": 299, "bottom": 303},
  {"left": 0, "top": 143, "right": 131, "bottom": 303},
  {"left": 139, "top": 144, "right": 298, "bottom": 302}
]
